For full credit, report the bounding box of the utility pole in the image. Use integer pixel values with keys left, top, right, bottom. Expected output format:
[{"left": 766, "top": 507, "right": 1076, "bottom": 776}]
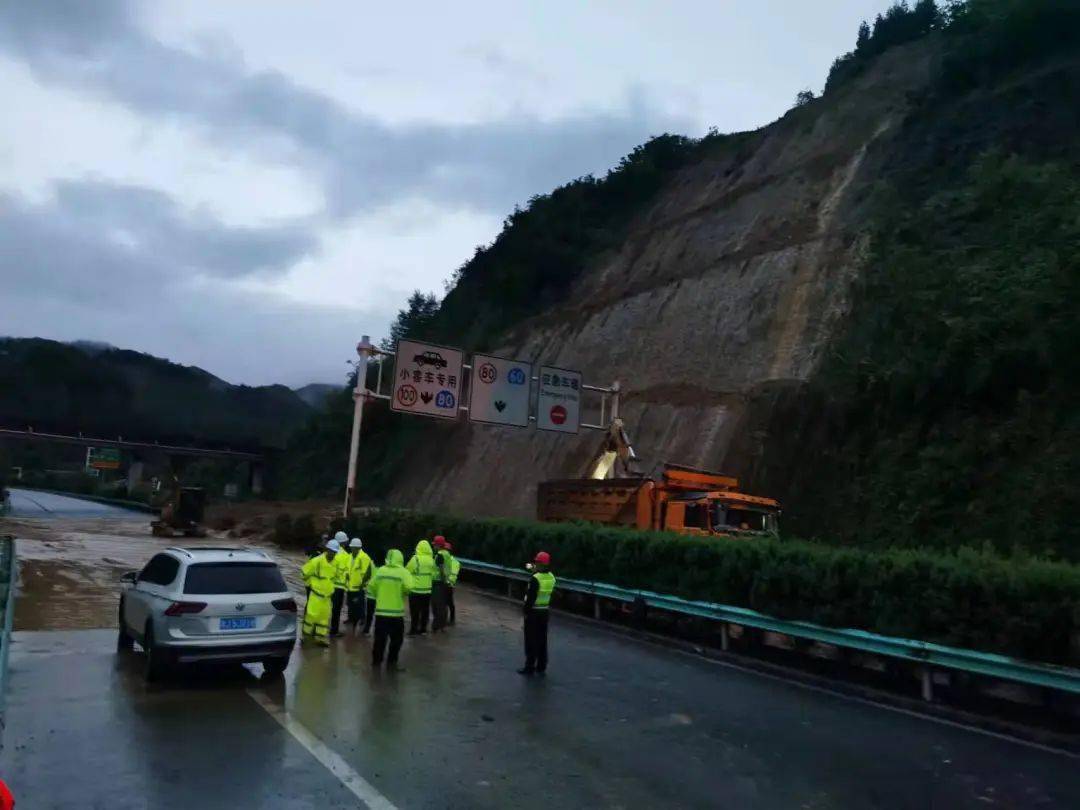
[{"left": 343, "top": 336, "right": 373, "bottom": 517}]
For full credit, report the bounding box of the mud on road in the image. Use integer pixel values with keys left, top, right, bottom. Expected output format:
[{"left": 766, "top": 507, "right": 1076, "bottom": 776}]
[{"left": 0, "top": 515, "right": 309, "bottom": 631}]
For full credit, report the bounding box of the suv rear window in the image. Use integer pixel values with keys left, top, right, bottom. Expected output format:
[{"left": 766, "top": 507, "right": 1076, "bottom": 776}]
[{"left": 183, "top": 562, "right": 287, "bottom": 595}]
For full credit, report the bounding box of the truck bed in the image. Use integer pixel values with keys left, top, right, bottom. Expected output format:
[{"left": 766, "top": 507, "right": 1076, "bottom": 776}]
[{"left": 537, "top": 478, "right": 648, "bottom": 527}]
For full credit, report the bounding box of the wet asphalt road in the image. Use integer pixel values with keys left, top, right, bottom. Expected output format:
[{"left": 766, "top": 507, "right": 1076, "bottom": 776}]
[
  {"left": 1, "top": 506, "right": 1079, "bottom": 808},
  {"left": 6, "top": 488, "right": 145, "bottom": 519}
]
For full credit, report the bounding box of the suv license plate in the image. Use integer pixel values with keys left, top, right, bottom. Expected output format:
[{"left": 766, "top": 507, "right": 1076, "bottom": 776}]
[{"left": 220, "top": 617, "right": 256, "bottom": 631}]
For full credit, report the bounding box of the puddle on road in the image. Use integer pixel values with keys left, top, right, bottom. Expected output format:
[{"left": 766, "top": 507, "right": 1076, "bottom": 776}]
[{"left": 1, "top": 516, "right": 309, "bottom": 631}]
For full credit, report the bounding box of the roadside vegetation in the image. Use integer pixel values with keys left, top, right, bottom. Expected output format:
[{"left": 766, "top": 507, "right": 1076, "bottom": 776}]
[{"left": 346, "top": 509, "right": 1080, "bottom": 665}]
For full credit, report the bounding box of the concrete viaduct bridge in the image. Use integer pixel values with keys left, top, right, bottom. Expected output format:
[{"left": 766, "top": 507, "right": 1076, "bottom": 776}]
[{"left": 0, "top": 427, "right": 268, "bottom": 494}]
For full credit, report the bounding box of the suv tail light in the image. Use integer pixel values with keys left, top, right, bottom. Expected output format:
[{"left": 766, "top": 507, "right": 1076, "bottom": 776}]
[
  {"left": 272, "top": 598, "right": 298, "bottom": 613},
  {"left": 164, "top": 601, "right": 207, "bottom": 616}
]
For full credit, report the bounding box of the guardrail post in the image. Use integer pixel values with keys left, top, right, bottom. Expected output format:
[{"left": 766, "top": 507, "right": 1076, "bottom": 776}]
[
  {"left": 721, "top": 623, "right": 730, "bottom": 652},
  {"left": 921, "top": 667, "right": 934, "bottom": 702},
  {"left": 594, "top": 596, "right": 601, "bottom": 620},
  {"left": 507, "top": 579, "right": 514, "bottom": 599}
]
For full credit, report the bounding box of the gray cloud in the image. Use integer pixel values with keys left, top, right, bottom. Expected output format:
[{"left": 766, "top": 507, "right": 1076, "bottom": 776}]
[
  {"left": 1, "top": 179, "right": 317, "bottom": 304},
  {"left": 0, "top": 1, "right": 689, "bottom": 219},
  {"left": 0, "top": 180, "right": 373, "bottom": 386}
]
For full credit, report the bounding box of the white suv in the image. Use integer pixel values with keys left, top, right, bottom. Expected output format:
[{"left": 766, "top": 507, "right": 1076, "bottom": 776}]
[{"left": 118, "top": 547, "right": 297, "bottom": 680}]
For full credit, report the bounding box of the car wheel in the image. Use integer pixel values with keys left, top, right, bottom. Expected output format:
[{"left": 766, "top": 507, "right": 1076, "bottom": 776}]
[
  {"left": 263, "top": 656, "right": 290, "bottom": 677},
  {"left": 143, "top": 622, "right": 168, "bottom": 682},
  {"left": 117, "top": 600, "right": 134, "bottom": 652}
]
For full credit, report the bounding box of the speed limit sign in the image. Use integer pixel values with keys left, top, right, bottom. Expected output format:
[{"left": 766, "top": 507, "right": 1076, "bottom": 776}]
[{"left": 468, "top": 353, "right": 531, "bottom": 427}]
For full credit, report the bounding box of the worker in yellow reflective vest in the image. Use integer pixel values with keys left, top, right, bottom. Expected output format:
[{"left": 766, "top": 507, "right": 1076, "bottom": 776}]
[
  {"left": 362, "top": 559, "right": 378, "bottom": 636},
  {"left": 519, "top": 551, "right": 556, "bottom": 676},
  {"left": 300, "top": 540, "right": 337, "bottom": 646},
  {"left": 345, "top": 537, "right": 373, "bottom": 634},
  {"left": 406, "top": 539, "right": 436, "bottom": 636},
  {"left": 371, "top": 548, "right": 413, "bottom": 669},
  {"left": 329, "top": 532, "right": 351, "bottom": 637},
  {"left": 446, "top": 542, "right": 461, "bottom": 625},
  {"left": 431, "top": 535, "right": 452, "bottom": 632}
]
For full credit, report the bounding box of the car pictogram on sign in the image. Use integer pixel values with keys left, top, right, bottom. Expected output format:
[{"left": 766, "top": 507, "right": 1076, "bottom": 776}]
[
  {"left": 396, "top": 384, "right": 418, "bottom": 407},
  {"left": 413, "top": 351, "right": 448, "bottom": 369},
  {"left": 549, "top": 405, "right": 567, "bottom": 425}
]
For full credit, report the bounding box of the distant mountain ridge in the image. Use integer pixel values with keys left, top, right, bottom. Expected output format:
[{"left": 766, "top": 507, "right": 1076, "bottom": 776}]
[
  {"left": 293, "top": 383, "right": 341, "bottom": 409},
  {"left": 0, "top": 337, "right": 311, "bottom": 449}
]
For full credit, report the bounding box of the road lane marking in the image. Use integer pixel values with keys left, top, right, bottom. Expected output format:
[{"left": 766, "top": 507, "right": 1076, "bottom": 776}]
[{"left": 247, "top": 689, "right": 399, "bottom": 810}]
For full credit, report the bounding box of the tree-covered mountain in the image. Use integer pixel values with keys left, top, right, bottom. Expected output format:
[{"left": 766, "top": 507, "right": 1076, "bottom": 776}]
[
  {"left": 290, "top": 0, "right": 1080, "bottom": 560},
  {"left": 0, "top": 337, "right": 310, "bottom": 449}
]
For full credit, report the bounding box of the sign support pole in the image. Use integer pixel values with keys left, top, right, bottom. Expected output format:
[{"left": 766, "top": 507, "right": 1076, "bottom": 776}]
[{"left": 344, "top": 336, "right": 372, "bottom": 517}]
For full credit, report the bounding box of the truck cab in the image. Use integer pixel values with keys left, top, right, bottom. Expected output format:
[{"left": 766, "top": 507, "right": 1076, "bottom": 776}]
[{"left": 662, "top": 493, "right": 780, "bottom": 537}]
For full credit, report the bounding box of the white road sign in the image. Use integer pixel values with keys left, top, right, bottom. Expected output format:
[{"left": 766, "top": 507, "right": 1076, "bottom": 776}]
[
  {"left": 468, "top": 354, "right": 532, "bottom": 427},
  {"left": 536, "top": 365, "right": 582, "bottom": 433},
  {"left": 390, "top": 339, "right": 465, "bottom": 420}
]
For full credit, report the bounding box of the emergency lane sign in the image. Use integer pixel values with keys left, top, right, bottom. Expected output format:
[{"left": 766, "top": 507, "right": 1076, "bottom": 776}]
[
  {"left": 536, "top": 365, "right": 581, "bottom": 433},
  {"left": 391, "top": 339, "right": 465, "bottom": 420},
  {"left": 468, "top": 354, "right": 532, "bottom": 428}
]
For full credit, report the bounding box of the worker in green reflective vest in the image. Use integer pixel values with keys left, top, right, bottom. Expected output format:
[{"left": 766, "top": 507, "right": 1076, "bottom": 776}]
[
  {"left": 329, "top": 531, "right": 351, "bottom": 637},
  {"left": 519, "top": 551, "right": 556, "bottom": 676},
  {"left": 370, "top": 548, "right": 413, "bottom": 669},
  {"left": 446, "top": 541, "right": 461, "bottom": 625},
  {"left": 431, "top": 535, "right": 452, "bottom": 632},
  {"left": 406, "top": 539, "right": 436, "bottom": 635},
  {"left": 345, "top": 537, "right": 373, "bottom": 634}
]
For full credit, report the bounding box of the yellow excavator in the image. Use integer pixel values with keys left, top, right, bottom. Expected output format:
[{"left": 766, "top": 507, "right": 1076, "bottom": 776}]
[
  {"left": 151, "top": 485, "right": 208, "bottom": 538},
  {"left": 538, "top": 419, "right": 781, "bottom": 538}
]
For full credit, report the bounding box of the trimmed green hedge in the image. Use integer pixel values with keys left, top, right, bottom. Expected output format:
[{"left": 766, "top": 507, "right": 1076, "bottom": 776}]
[{"left": 346, "top": 510, "right": 1080, "bottom": 666}]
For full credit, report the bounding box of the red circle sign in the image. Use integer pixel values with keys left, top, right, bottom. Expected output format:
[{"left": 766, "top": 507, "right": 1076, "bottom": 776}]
[
  {"left": 396, "top": 384, "right": 418, "bottom": 407},
  {"left": 549, "top": 405, "right": 567, "bottom": 425},
  {"left": 478, "top": 363, "right": 497, "bottom": 384}
]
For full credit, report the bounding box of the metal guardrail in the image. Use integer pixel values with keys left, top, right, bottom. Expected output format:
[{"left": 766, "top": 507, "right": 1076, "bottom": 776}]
[
  {"left": 0, "top": 535, "right": 16, "bottom": 742},
  {"left": 459, "top": 557, "right": 1080, "bottom": 697}
]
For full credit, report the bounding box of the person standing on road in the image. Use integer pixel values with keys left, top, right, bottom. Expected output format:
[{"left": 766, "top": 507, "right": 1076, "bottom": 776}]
[
  {"left": 371, "top": 548, "right": 413, "bottom": 669},
  {"left": 346, "top": 537, "right": 373, "bottom": 634},
  {"left": 362, "top": 559, "right": 378, "bottom": 635},
  {"left": 406, "top": 539, "right": 436, "bottom": 635},
  {"left": 431, "top": 535, "right": 452, "bottom": 632},
  {"left": 329, "top": 531, "right": 351, "bottom": 637},
  {"left": 300, "top": 540, "right": 337, "bottom": 646},
  {"left": 519, "top": 551, "right": 556, "bottom": 676},
  {"left": 446, "top": 542, "right": 461, "bottom": 625}
]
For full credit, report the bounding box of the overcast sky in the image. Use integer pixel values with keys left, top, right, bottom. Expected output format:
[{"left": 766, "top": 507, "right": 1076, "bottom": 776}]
[{"left": 0, "top": 1, "right": 896, "bottom": 387}]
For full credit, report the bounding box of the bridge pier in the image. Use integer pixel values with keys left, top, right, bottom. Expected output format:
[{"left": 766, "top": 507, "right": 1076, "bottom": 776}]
[
  {"left": 250, "top": 463, "right": 265, "bottom": 496},
  {"left": 128, "top": 460, "right": 145, "bottom": 488}
]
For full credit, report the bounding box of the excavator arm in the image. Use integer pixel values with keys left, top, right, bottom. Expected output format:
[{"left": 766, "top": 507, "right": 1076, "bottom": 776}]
[{"left": 584, "top": 418, "right": 641, "bottom": 479}]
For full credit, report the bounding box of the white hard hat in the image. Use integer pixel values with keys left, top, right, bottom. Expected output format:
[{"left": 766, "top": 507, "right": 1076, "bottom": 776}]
[
  {"left": 349, "top": 537, "right": 363, "bottom": 548},
  {"left": 327, "top": 539, "right": 341, "bottom": 552},
  {"left": 333, "top": 530, "right": 349, "bottom": 544}
]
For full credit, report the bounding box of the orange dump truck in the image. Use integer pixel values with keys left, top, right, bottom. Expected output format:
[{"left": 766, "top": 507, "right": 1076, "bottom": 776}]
[{"left": 537, "top": 463, "right": 780, "bottom": 538}]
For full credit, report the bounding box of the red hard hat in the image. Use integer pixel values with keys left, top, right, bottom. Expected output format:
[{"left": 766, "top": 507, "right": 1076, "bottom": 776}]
[
  {"left": 433, "top": 535, "right": 447, "bottom": 548},
  {"left": 534, "top": 551, "right": 551, "bottom": 565},
  {"left": 445, "top": 541, "right": 454, "bottom": 551}
]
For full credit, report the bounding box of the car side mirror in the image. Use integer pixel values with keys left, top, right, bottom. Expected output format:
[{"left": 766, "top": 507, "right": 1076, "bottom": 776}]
[{"left": 121, "top": 571, "right": 138, "bottom": 584}]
